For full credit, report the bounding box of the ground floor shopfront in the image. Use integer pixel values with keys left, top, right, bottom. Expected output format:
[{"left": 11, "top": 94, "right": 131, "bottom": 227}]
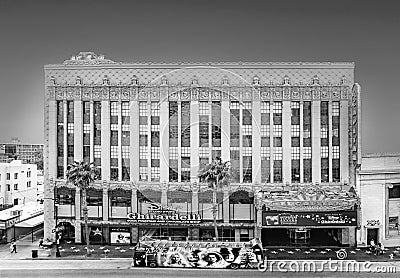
[
  {"left": 261, "top": 227, "right": 356, "bottom": 247},
  {"left": 56, "top": 220, "right": 255, "bottom": 245},
  {"left": 259, "top": 210, "right": 358, "bottom": 247}
]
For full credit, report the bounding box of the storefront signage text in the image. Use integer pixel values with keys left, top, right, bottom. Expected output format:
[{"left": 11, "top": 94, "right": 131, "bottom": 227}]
[
  {"left": 127, "top": 203, "right": 202, "bottom": 224},
  {"left": 262, "top": 211, "right": 357, "bottom": 227},
  {"left": 127, "top": 213, "right": 202, "bottom": 224}
]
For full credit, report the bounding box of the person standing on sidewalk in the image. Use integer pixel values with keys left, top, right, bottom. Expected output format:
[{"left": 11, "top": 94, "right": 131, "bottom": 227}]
[{"left": 10, "top": 240, "right": 17, "bottom": 253}]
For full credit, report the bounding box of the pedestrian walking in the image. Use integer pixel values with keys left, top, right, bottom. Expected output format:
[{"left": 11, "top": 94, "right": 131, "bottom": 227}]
[
  {"left": 10, "top": 241, "right": 17, "bottom": 253},
  {"left": 39, "top": 238, "right": 44, "bottom": 248}
]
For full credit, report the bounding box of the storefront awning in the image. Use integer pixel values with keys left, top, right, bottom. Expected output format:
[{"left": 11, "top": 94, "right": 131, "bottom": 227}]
[{"left": 15, "top": 214, "right": 44, "bottom": 228}]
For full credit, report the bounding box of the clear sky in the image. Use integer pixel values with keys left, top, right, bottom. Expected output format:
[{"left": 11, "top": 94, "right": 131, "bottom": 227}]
[{"left": 0, "top": 0, "right": 399, "bottom": 154}]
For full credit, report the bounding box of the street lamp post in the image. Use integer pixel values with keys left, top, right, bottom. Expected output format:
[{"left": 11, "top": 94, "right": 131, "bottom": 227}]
[{"left": 55, "top": 202, "right": 61, "bottom": 257}]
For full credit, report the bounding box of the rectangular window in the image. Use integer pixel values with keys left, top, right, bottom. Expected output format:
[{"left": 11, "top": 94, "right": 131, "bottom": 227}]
[
  {"left": 169, "top": 147, "right": 178, "bottom": 159},
  {"left": 332, "top": 146, "right": 340, "bottom": 159},
  {"left": 273, "top": 147, "right": 282, "bottom": 160},
  {"left": 94, "top": 145, "right": 101, "bottom": 158},
  {"left": 321, "top": 158, "right": 329, "bottom": 182},
  {"left": 273, "top": 160, "right": 282, "bottom": 183},
  {"left": 139, "top": 146, "right": 148, "bottom": 159},
  {"left": 139, "top": 167, "right": 148, "bottom": 181},
  {"left": 199, "top": 102, "right": 209, "bottom": 115},
  {"left": 273, "top": 102, "right": 282, "bottom": 114},
  {"left": 6, "top": 173, "right": 10, "bottom": 180},
  {"left": 139, "top": 101, "right": 148, "bottom": 116},
  {"left": 122, "top": 102, "right": 130, "bottom": 116},
  {"left": 67, "top": 123, "right": 74, "bottom": 134},
  {"left": 291, "top": 147, "right": 300, "bottom": 159},
  {"left": 261, "top": 101, "right": 270, "bottom": 114},
  {"left": 303, "top": 147, "right": 312, "bottom": 159},
  {"left": 273, "top": 125, "right": 282, "bottom": 137},
  {"left": 332, "top": 102, "right": 340, "bottom": 116},
  {"left": 389, "top": 184, "right": 400, "bottom": 199},
  {"left": 7, "top": 184, "right": 10, "bottom": 191},
  {"left": 291, "top": 125, "right": 300, "bottom": 137},
  {"left": 110, "top": 101, "right": 119, "bottom": 116},
  {"left": 151, "top": 167, "right": 160, "bottom": 181},
  {"left": 14, "top": 184, "right": 18, "bottom": 190},
  {"left": 122, "top": 146, "right": 130, "bottom": 158},
  {"left": 27, "top": 181, "right": 31, "bottom": 188},
  {"left": 181, "top": 101, "right": 191, "bottom": 147},
  {"left": 243, "top": 156, "right": 252, "bottom": 183},
  {"left": 111, "top": 146, "right": 118, "bottom": 158},
  {"left": 14, "top": 173, "right": 18, "bottom": 179},
  {"left": 321, "top": 125, "right": 328, "bottom": 138},
  {"left": 83, "top": 124, "right": 90, "bottom": 134},
  {"left": 321, "top": 146, "right": 329, "bottom": 158},
  {"left": 304, "top": 159, "right": 312, "bottom": 183}
]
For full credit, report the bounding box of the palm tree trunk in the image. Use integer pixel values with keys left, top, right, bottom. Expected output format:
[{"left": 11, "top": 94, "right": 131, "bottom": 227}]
[
  {"left": 82, "top": 189, "right": 90, "bottom": 257},
  {"left": 212, "top": 185, "right": 218, "bottom": 241}
]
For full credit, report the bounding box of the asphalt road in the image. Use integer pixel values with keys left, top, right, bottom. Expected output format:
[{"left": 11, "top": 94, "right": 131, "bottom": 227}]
[{"left": 0, "top": 268, "right": 398, "bottom": 278}]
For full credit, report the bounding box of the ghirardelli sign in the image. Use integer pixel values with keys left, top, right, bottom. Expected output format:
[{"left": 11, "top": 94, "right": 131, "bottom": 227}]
[
  {"left": 127, "top": 212, "right": 202, "bottom": 224},
  {"left": 127, "top": 203, "right": 202, "bottom": 224}
]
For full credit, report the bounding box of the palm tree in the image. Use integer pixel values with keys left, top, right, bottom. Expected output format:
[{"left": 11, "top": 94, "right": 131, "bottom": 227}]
[
  {"left": 198, "top": 157, "right": 230, "bottom": 241},
  {"left": 66, "top": 161, "right": 98, "bottom": 257}
]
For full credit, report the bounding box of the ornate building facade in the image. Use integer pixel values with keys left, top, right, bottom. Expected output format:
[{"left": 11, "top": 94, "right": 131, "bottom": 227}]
[{"left": 43, "top": 52, "right": 361, "bottom": 246}]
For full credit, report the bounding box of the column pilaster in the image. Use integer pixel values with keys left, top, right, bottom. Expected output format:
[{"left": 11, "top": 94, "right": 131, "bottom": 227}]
[
  {"left": 131, "top": 185, "right": 138, "bottom": 213},
  {"left": 118, "top": 101, "right": 123, "bottom": 181},
  {"left": 340, "top": 100, "right": 349, "bottom": 183},
  {"left": 282, "top": 101, "right": 291, "bottom": 183},
  {"left": 328, "top": 101, "right": 333, "bottom": 182},
  {"left": 192, "top": 183, "right": 199, "bottom": 213},
  {"left": 74, "top": 100, "right": 83, "bottom": 161},
  {"left": 160, "top": 100, "right": 170, "bottom": 182},
  {"left": 299, "top": 101, "right": 304, "bottom": 183},
  {"left": 161, "top": 182, "right": 168, "bottom": 206},
  {"left": 101, "top": 101, "right": 110, "bottom": 180},
  {"left": 221, "top": 100, "right": 230, "bottom": 162},
  {"left": 190, "top": 101, "right": 200, "bottom": 181},
  {"left": 130, "top": 101, "right": 139, "bottom": 182},
  {"left": 63, "top": 101, "right": 67, "bottom": 177},
  {"left": 312, "top": 101, "right": 321, "bottom": 183},
  {"left": 89, "top": 101, "right": 94, "bottom": 163},
  {"left": 223, "top": 189, "right": 230, "bottom": 223},
  {"left": 102, "top": 182, "right": 109, "bottom": 221},
  {"left": 48, "top": 100, "right": 57, "bottom": 178},
  {"left": 252, "top": 100, "right": 261, "bottom": 183}
]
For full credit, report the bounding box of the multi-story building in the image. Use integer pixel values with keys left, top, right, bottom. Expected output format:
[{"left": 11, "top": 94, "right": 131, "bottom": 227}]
[
  {"left": 0, "top": 140, "right": 43, "bottom": 168},
  {"left": 357, "top": 153, "right": 400, "bottom": 247},
  {"left": 0, "top": 160, "right": 38, "bottom": 206},
  {"left": 44, "top": 52, "right": 361, "bottom": 246}
]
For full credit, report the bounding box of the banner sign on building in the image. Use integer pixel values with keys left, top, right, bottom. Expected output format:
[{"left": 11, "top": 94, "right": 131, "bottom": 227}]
[
  {"left": 110, "top": 227, "right": 131, "bottom": 244},
  {"left": 262, "top": 211, "right": 357, "bottom": 227},
  {"left": 127, "top": 203, "right": 202, "bottom": 224}
]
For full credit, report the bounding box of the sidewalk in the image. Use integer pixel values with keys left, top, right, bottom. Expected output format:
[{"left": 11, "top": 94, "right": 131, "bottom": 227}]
[{"left": 0, "top": 228, "right": 46, "bottom": 260}]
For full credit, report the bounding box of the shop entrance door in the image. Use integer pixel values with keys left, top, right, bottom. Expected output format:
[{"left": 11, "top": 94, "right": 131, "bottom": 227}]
[
  {"left": 288, "top": 228, "right": 310, "bottom": 246},
  {"left": 367, "top": 228, "right": 379, "bottom": 244}
]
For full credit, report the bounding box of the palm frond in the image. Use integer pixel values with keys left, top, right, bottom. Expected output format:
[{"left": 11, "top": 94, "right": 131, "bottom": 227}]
[{"left": 66, "top": 161, "right": 98, "bottom": 190}]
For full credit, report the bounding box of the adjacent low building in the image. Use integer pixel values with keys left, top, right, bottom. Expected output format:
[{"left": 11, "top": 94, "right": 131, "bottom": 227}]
[
  {"left": 357, "top": 153, "right": 400, "bottom": 247},
  {"left": 0, "top": 160, "right": 38, "bottom": 206},
  {"left": 0, "top": 201, "right": 44, "bottom": 243}
]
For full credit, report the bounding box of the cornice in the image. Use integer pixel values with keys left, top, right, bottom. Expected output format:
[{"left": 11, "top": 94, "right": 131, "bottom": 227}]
[{"left": 45, "top": 62, "right": 355, "bottom": 70}]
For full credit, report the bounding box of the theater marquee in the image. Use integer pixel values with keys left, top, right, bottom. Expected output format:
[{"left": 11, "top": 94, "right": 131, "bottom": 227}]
[{"left": 262, "top": 211, "right": 357, "bottom": 227}]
